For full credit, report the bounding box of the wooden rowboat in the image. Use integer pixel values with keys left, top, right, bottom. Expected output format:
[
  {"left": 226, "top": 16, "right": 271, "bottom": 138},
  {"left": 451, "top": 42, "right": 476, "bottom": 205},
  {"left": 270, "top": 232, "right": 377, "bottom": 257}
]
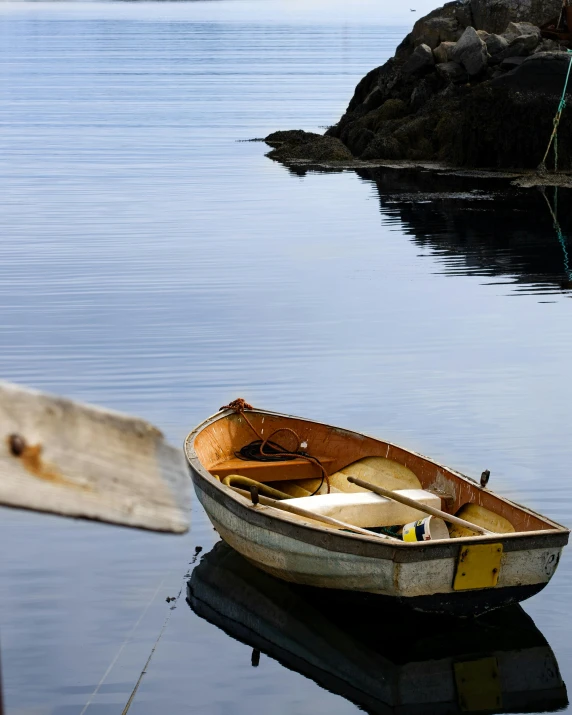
[
  {"left": 184, "top": 403, "right": 569, "bottom": 616},
  {"left": 188, "top": 541, "right": 568, "bottom": 714}
]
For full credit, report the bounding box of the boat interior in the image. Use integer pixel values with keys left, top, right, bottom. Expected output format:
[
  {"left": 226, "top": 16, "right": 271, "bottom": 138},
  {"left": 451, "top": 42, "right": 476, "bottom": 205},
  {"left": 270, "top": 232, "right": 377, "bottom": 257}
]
[{"left": 193, "top": 411, "right": 560, "bottom": 538}]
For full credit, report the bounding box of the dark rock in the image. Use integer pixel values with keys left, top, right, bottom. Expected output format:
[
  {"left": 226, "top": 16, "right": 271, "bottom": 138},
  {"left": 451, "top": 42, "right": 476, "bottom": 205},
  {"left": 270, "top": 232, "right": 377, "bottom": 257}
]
[
  {"left": 264, "top": 131, "right": 353, "bottom": 162},
  {"left": 455, "top": 1, "right": 474, "bottom": 28},
  {"left": 410, "top": 77, "right": 440, "bottom": 111},
  {"left": 375, "top": 99, "right": 409, "bottom": 121},
  {"left": 484, "top": 33, "right": 509, "bottom": 61},
  {"left": 410, "top": 1, "right": 466, "bottom": 49},
  {"left": 436, "top": 60, "right": 468, "bottom": 81},
  {"left": 267, "top": 2, "right": 572, "bottom": 171},
  {"left": 494, "top": 51, "right": 572, "bottom": 95},
  {"left": 452, "top": 26, "right": 489, "bottom": 75},
  {"left": 403, "top": 44, "right": 435, "bottom": 74},
  {"left": 500, "top": 56, "right": 527, "bottom": 70},
  {"left": 360, "top": 135, "right": 403, "bottom": 160},
  {"left": 433, "top": 41, "right": 457, "bottom": 63},
  {"left": 470, "top": 0, "right": 561, "bottom": 34},
  {"left": 497, "top": 32, "right": 540, "bottom": 60},
  {"left": 344, "top": 127, "right": 376, "bottom": 156},
  {"left": 265, "top": 130, "right": 311, "bottom": 148}
]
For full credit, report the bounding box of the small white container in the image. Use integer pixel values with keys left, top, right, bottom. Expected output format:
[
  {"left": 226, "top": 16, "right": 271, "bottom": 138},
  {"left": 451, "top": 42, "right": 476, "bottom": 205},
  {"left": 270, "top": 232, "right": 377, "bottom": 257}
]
[{"left": 403, "top": 516, "right": 450, "bottom": 542}]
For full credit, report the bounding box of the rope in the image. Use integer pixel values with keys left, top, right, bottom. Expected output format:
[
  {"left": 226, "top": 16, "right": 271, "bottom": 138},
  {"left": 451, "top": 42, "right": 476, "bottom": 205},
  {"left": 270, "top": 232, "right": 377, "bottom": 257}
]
[
  {"left": 541, "top": 186, "right": 572, "bottom": 281},
  {"left": 220, "top": 399, "right": 330, "bottom": 494},
  {"left": 121, "top": 583, "right": 184, "bottom": 715},
  {"left": 539, "top": 49, "right": 572, "bottom": 172},
  {"left": 79, "top": 577, "right": 167, "bottom": 714}
]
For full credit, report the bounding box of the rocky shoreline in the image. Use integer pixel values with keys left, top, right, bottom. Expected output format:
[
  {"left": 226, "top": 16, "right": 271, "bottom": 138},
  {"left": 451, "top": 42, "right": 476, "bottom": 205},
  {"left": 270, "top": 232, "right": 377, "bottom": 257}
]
[{"left": 265, "top": 0, "right": 572, "bottom": 174}]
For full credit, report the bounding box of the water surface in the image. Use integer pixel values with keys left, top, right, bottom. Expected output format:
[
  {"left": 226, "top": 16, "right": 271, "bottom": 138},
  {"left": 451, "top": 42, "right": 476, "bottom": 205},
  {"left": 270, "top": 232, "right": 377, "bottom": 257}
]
[{"left": 1, "top": 2, "right": 571, "bottom": 713}]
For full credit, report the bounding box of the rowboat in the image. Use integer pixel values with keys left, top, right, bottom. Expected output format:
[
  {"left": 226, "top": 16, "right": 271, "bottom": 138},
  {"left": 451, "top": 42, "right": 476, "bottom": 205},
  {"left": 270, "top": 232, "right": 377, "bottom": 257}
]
[
  {"left": 184, "top": 402, "right": 569, "bottom": 616},
  {"left": 188, "top": 541, "right": 568, "bottom": 714}
]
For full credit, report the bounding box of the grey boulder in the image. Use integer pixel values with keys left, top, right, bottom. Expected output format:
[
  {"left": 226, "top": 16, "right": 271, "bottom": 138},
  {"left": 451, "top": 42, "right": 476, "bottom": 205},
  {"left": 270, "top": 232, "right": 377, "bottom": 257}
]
[
  {"left": 485, "top": 33, "right": 509, "bottom": 61},
  {"left": 452, "top": 26, "right": 489, "bottom": 76},
  {"left": 502, "top": 21, "right": 541, "bottom": 43}
]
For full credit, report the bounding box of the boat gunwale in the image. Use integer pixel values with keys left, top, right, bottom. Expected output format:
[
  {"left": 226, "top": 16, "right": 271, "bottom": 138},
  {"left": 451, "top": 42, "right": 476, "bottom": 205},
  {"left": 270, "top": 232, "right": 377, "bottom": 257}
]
[{"left": 185, "top": 409, "right": 570, "bottom": 560}]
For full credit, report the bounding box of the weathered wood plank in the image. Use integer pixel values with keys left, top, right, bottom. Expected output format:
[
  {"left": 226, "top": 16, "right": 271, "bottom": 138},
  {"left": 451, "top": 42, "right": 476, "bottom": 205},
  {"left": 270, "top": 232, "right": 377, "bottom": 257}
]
[{"left": 0, "top": 381, "right": 190, "bottom": 533}]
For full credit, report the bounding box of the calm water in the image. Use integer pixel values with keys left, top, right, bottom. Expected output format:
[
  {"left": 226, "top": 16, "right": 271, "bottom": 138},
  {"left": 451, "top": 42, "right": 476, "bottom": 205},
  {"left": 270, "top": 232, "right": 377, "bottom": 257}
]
[{"left": 1, "top": 2, "right": 572, "bottom": 713}]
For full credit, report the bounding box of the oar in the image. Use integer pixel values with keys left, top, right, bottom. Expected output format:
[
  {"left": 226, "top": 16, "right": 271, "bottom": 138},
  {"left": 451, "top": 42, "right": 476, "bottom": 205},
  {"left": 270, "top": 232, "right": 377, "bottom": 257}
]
[
  {"left": 229, "top": 486, "right": 400, "bottom": 541},
  {"left": 347, "top": 477, "right": 494, "bottom": 536},
  {"left": 0, "top": 380, "right": 190, "bottom": 533}
]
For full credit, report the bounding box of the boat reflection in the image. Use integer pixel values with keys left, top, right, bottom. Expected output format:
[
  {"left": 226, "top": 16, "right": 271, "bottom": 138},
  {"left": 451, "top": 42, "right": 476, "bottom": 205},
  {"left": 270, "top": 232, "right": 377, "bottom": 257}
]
[{"left": 187, "top": 541, "right": 568, "bottom": 715}]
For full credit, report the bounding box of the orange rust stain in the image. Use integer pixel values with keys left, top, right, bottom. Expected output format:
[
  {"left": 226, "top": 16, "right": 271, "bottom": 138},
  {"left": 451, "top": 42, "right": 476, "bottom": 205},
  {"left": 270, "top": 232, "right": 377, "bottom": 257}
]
[{"left": 8, "top": 439, "right": 90, "bottom": 491}]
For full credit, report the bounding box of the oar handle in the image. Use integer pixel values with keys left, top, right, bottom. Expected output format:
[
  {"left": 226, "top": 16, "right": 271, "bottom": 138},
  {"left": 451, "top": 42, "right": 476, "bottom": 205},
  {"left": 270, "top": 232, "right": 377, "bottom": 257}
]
[
  {"left": 229, "top": 486, "right": 399, "bottom": 541},
  {"left": 347, "top": 477, "right": 494, "bottom": 536}
]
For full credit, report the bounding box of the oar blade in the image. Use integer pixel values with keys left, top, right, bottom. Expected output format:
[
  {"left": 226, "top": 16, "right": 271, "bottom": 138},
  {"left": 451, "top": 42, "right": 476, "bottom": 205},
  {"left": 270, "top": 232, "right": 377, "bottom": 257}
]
[{"left": 0, "top": 381, "right": 190, "bottom": 533}]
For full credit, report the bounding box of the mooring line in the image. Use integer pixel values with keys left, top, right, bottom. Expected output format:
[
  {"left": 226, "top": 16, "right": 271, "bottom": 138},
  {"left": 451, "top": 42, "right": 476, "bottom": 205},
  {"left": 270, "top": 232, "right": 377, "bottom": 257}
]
[
  {"left": 121, "top": 582, "right": 184, "bottom": 715},
  {"left": 79, "top": 577, "right": 166, "bottom": 715},
  {"left": 540, "top": 186, "right": 572, "bottom": 282}
]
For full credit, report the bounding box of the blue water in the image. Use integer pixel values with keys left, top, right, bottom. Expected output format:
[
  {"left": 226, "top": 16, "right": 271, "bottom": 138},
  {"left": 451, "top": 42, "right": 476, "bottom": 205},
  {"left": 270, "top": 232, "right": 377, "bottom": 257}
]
[{"left": 1, "top": 2, "right": 571, "bottom": 713}]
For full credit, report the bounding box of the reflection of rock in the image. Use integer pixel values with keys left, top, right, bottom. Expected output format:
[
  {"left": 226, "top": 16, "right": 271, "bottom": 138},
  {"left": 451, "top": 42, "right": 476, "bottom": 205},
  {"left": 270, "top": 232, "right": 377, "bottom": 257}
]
[
  {"left": 267, "top": 0, "right": 572, "bottom": 169},
  {"left": 361, "top": 167, "right": 572, "bottom": 290},
  {"left": 188, "top": 541, "right": 568, "bottom": 715}
]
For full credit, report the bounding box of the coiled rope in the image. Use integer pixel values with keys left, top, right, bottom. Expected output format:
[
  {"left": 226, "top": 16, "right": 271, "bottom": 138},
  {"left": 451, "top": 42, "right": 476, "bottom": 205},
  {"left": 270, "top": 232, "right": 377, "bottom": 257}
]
[
  {"left": 539, "top": 49, "right": 572, "bottom": 172},
  {"left": 220, "top": 398, "right": 330, "bottom": 494}
]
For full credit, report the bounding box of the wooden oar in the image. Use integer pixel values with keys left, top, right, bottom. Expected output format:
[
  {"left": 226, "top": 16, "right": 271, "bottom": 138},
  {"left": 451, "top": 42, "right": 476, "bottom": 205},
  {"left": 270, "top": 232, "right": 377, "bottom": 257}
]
[
  {"left": 229, "top": 486, "right": 400, "bottom": 541},
  {"left": 0, "top": 380, "right": 190, "bottom": 533},
  {"left": 347, "top": 477, "right": 494, "bottom": 536}
]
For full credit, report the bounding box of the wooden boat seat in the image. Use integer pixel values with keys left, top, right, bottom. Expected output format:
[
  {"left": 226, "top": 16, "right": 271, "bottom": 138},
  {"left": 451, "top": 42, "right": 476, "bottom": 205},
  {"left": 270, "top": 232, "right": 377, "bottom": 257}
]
[
  {"left": 211, "top": 456, "right": 336, "bottom": 483},
  {"left": 286, "top": 489, "right": 441, "bottom": 528}
]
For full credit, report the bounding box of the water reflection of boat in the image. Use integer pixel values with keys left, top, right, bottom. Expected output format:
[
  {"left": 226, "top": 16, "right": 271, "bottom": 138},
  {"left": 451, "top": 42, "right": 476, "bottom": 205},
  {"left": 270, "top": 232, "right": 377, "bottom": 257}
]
[{"left": 187, "top": 541, "right": 568, "bottom": 715}]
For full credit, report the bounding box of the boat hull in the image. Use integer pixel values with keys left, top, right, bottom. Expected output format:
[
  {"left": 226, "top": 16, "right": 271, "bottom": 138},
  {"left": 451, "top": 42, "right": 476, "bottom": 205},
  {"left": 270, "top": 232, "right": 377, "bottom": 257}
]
[{"left": 193, "top": 478, "right": 563, "bottom": 616}]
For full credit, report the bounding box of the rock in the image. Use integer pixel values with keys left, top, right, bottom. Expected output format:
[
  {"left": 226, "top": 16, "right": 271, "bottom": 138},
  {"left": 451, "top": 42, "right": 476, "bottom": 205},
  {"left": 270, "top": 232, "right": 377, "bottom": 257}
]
[
  {"left": 504, "top": 32, "right": 541, "bottom": 57},
  {"left": 410, "top": 78, "right": 436, "bottom": 111},
  {"left": 455, "top": 0, "right": 474, "bottom": 28},
  {"left": 373, "top": 99, "right": 409, "bottom": 121},
  {"left": 470, "top": 0, "right": 561, "bottom": 34},
  {"left": 452, "top": 26, "right": 489, "bottom": 75},
  {"left": 494, "top": 51, "right": 572, "bottom": 95},
  {"left": 360, "top": 135, "right": 403, "bottom": 160},
  {"left": 534, "top": 38, "right": 560, "bottom": 53},
  {"left": 500, "top": 56, "right": 527, "bottom": 70},
  {"left": 410, "top": 1, "right": 466, "bottom": 49},
  {"left": 433, "top": 41, "right": 457, "bottom": 63},
  {"left": 403, "top": 43, "right": 435, "bottom": 74},
  {"left": 344, "top": 126, "right": 376, "bottom": 156},
  {"left": 436, "top": 60, "right": 468, "bottom": 81},
  {"left": 264, "top": 131, "right": 353, "bottom": 162},
  {"left": 502, "top": 21, "right": 541, "bottom": 43},
  {"left": 484, "top": 33, "right": 509, "bottom": 62}
]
